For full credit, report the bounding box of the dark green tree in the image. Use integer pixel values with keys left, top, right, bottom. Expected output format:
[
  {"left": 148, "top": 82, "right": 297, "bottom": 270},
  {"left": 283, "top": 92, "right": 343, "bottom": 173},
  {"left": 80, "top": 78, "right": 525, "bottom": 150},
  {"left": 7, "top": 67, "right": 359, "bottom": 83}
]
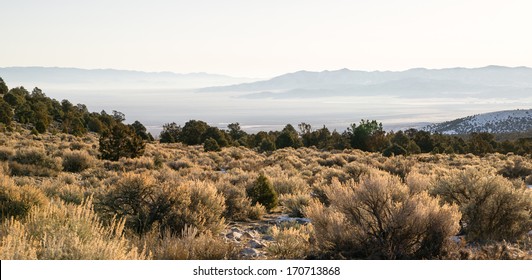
[
  {"left": 87, "top": 115, "right": 105, "bottom": 133},
  {"left": 227, "top": 122, "right": 247, "bottom": 144},
  {"left": 412, "top": 130, "right": 434, "bottom": 153},
  {"left": 259, "top": 138, "right": 276, "bottom": 152},
  {"left": 275, "top": 124, "right": 302, "bottom": 149},
  {"left": 382, "top": 143, "right": 408, "bottom": 157},
  {"left": 391, "top": 131, "right": 410, "bottom": 148},
  {"left": 4, "top": 87, "right": 28, "bottom": 107},
  {"left": 99, "top": 124, "right": 145, "bottom": 161},
  {"left": 468, "top": 133, "right": 497, "bottom": 155},
  {"left": 130, "top": 120, "right": 153, "bottom": 141},
  {"left": 112, "top": 110, "right": 126, "bottom": 123},
  {"left": 329, "top": 130, "right": 351, "bottom": 150},
  {"left": 348, "top": 119, "right": 387, "bottom": 152},
  {"left": 202, "top": 126, "right": 229, "bottom": 147},
  {"left": 0, "top": 77, "right": 9, "bottom": 96},
  {"left": 0, "top": 99, "right": 13, "bottom": 126},
  {"left": 159, "top": 122, "right": 181, "bottom": 143},
  {"left": 181, "top": 120, "right": 209, "bottom": 145},
  {"left": 247, "top": 174, "right": 278, "bottom": 212}
]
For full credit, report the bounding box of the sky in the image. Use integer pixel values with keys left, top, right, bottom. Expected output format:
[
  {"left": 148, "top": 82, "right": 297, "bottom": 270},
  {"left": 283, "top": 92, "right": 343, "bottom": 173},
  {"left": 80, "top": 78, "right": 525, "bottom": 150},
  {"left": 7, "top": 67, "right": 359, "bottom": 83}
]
[{"left": 2, "top": 0, "right": 532, "bottom": 78}]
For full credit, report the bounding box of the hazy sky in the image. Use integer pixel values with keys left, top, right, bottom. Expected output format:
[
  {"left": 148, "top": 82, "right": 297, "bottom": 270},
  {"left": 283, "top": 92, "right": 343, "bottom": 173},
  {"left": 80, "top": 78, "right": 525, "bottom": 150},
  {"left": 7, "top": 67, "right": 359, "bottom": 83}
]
[{"left": 2, "top": 0, "right": 532, "bottom": 78}]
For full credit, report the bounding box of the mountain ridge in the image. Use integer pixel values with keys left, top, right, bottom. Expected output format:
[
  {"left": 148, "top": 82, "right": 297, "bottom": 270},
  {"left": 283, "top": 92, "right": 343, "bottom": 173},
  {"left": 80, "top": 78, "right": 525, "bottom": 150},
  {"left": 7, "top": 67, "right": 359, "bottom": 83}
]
[
  {"left": 424, "top": 109, "right": 532, "bottom": 134},
  {"left": 0, "top": 66, "right": 257, "bottom": 89},
  {"left": 199, "top": 65, "right": 532, "bottom": 93}
]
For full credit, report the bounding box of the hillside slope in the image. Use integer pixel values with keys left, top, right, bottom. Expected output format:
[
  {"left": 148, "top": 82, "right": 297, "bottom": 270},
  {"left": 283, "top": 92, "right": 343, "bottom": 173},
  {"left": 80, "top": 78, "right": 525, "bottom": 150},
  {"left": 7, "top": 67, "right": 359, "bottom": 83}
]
[{"left": 425, "top": 109, "right": 532, "bottom": 134}]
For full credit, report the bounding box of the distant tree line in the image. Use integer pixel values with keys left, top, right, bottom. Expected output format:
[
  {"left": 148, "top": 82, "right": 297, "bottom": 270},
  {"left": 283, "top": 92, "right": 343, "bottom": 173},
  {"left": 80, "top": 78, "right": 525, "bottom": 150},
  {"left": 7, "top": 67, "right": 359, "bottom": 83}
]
[
  {"left": 0, "top": 78, "right": 150, "bottom": 161},
  {"left": 1, "top": 77, "right": 530, "bottom": 158},
  {"left": 160, "top": 119, "right": 531, "bottom": 156}
]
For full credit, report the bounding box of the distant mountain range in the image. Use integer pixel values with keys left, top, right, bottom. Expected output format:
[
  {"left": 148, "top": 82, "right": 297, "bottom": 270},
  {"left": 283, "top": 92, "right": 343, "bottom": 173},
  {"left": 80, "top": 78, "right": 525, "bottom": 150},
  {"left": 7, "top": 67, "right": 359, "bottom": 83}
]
[
  {"left": 424, "top": 109, "right": 532, "bottom": 134},
  {"left": 0, "top": 67, "right": 257, "bottom": 89},
  {"left": 199, "top": 66, "right": 532, "bottom": 99}
]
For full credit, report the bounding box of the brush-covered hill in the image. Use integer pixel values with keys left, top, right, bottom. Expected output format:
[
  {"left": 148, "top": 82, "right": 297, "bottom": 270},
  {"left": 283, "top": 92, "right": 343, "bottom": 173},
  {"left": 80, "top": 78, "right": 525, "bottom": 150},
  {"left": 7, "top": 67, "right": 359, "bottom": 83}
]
[{"left": 425, "top": 109, "right": 532, "bottom": 134}]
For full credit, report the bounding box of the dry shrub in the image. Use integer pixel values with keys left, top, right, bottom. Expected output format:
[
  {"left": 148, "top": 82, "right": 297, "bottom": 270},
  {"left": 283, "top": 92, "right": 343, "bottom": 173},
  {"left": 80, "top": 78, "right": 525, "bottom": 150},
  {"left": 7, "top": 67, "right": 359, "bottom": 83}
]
[
  {"left": 316, "top": 167, "right": 350, "bottom": 184},
  {"left": 120, "top": 156, "right": 156, "bottom": 171},
  {"left": 526, "top": 175, "right": 532, "bottom": 185},
  {"left": 99, "top": 172, "right": 160, "bottom": 234},
  {"left": 101, "top": 173, "right": 226, "bottom": 235},
  {"left": 305, "top": 172, "right": 461, "bottom": 259},
  {"left": 218, "top": 183, "right": 253, "bottom": 221},
  {"left": 227, "top": 168, "right": 258, "bottom": 186},
  {"left": 405, "top": 171, "right": 434, "bottom": 194},
  {"left": 465, "top": 241, "right": 531, "bottom": 260},
  {"left": 318, "top": 155, "right": 347, "bottom": 167},
  {"left": 62, "top": 149, "right": 95, "bottom": 172},
  {"left": 343, "top": 162, "right": 370, "bottom": 182},
  {"left": 0, "top": 218, "right": 39, "bottom": 259},
  {"left": 176, "top": 180, "right": 226, "bottom": 234},
  {"left": 0, "top": 174, "right": 48, "bottom": 220},
  {"left": 168, "top": 159, "right": 193, "bottom": 171},
  {"left": 267, "top": 225, "right": 311, "bottom": 259},
  {"left": 271, "top": 175, "right": 309, "bottom": 195},
  {"left": 381, "top": 156, "right": 414, "bottom": 179},
  {"left": 140, "top": 226, "right": 238, "bottom": 260},
  {"left": 0, "top": 146, "right": 14, "bottom": 161},
  {"left": 498, "top": 157, "right": 532, "bottom": 180},
  {"left": 281, "top": 193, "right": 312, "bottom": 218},
  {"left": 432, "top": 168, "right": 532, "bottom": 242},
  {"left": 248, "top": 203, "right": 267, "bottom": 220},
  {"left": 0, "top": 199, "right": 144, "bottom": 260},
  {"left": 9, "top": 148, "right": 62, "bottom": 177},
  {"left": 42, "top": 181, "right": 85, "bottom": 205}
]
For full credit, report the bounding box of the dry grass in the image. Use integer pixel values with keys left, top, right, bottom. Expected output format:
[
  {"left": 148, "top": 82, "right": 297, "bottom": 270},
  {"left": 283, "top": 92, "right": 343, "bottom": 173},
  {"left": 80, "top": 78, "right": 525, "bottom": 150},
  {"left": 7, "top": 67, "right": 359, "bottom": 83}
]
[
  {"left": 267, "top": 225, "right": 312, "bottom": 259},
  {"left": 0, "top": 129, "right": 530, "bottom": 259},
  {"left": 0, "top": 198, "right": 144, "bottom": 260}
]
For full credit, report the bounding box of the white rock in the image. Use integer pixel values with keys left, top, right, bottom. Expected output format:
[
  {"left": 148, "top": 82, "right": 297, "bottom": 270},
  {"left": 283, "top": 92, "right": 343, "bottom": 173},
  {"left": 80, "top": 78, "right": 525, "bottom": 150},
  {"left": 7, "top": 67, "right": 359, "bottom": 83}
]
[{"left": 227, "top": 231, "right": 242, "bottom": 240}]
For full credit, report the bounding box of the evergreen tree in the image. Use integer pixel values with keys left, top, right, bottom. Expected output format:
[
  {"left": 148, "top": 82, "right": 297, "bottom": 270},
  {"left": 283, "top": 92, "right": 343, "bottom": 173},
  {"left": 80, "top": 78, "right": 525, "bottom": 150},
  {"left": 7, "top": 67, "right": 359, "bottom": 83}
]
[
  {"left": 181, "top": 120, "right": 209, "bottom": 145},
  {"left": 0, "top": 77, "right": 8, "bottom": 96},
  {"left": 0, "top": 99, "right": 13, "bottom": 126},
  {"left": 247, "top": 174, "right": 278, "bottom": 212},
  {"left": 159, "top": 122, "right": 181, "bottom": 143},
  {"left": 99, "top": 124, "right": 145, "bottom": 161}
]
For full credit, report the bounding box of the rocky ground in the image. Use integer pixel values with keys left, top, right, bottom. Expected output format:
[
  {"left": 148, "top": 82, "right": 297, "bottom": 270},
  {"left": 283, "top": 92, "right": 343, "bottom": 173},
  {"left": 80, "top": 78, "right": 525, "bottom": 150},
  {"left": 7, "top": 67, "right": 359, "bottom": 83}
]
[{"left": 220, "top": 211, "right": 311, "bottom": 259}]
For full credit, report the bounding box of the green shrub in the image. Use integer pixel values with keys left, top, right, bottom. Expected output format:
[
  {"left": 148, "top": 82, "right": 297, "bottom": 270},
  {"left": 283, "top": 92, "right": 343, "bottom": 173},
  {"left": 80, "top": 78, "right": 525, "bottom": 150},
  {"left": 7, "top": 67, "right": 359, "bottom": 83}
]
[
  {"left": 204, "top": 137, "right": 221, "bottom": 152},
  {"left": 247, "top": 174, "right": 278, "bottom": 212}
]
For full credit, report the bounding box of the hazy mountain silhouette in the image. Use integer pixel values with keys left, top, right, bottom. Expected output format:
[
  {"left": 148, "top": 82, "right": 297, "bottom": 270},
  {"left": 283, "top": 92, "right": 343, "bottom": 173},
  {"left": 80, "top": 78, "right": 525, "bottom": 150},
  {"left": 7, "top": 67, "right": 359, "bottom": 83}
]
[
  {"left": 199, "top": 66, "right": 532, "bottom": 99},
  {"left": 0, "top": 67, "right": 256, "bottom": 89}
]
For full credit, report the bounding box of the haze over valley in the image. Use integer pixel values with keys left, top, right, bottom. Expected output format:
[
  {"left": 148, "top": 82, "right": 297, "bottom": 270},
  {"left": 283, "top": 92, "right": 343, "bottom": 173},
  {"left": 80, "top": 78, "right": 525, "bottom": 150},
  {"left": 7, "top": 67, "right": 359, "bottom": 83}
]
[{"left": 1, "top": 66, "right": 530, "bottom": 135}]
